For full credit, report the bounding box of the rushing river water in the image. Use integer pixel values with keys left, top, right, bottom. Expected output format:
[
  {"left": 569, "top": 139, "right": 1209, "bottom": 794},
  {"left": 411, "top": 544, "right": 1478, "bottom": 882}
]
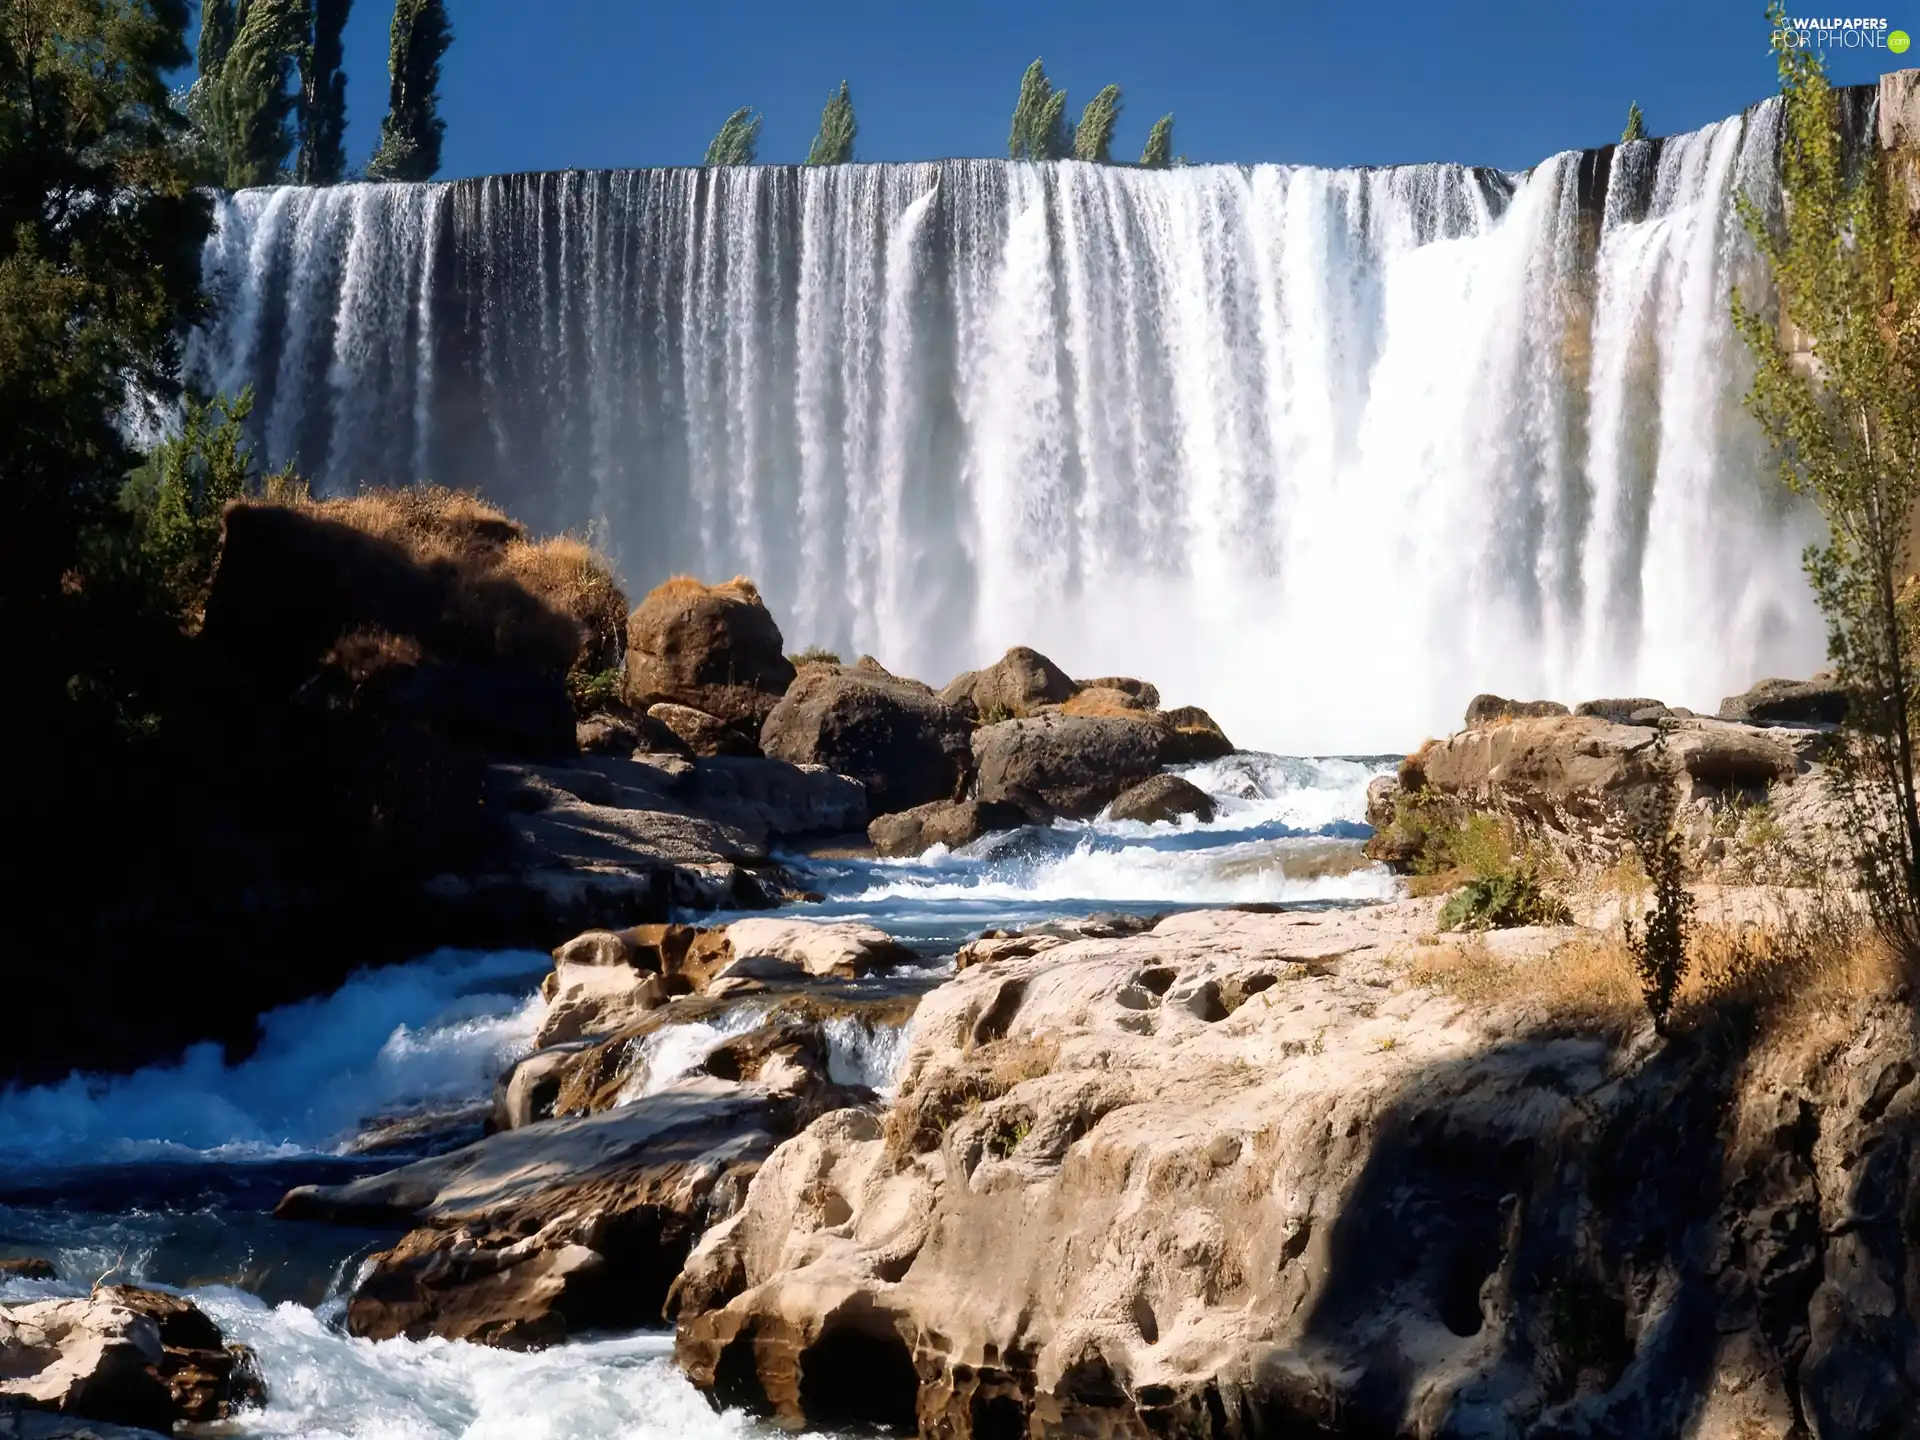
[{"left": 0, "top": 753, "right": 1387, "bottom": 1439}]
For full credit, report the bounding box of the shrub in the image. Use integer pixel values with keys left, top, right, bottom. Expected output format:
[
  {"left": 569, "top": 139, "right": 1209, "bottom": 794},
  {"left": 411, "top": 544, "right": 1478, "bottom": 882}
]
[
  {"left": 1426, "top": 812, "right": 1572, "bottom": 932},
  {"left": 789, "top": 646, "right": 843, "bottom": 667},
  {"left": 566, "top": 667, "right": 625, "bottom": 716}
]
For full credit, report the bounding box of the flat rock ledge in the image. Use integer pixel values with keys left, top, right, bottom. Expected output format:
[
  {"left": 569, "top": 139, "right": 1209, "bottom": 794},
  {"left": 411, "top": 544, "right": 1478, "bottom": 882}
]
[{"left": 669, "top": 904, "right": 1918, "bottom": 1439}]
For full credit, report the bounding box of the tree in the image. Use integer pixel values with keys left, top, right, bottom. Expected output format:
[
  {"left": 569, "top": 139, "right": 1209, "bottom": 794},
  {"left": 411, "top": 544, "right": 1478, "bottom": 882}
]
[
  {"left": 806, "top": 80, "right": 856, "bottom": 165},
  {"left": 1733, "top": 3, "right": 1920, "bottom": 962},
  {"left": 0, "top": 0, "right": 213, "bottom": 720},
  {"left": 367, "top": 0, "right": 451, "bottom": 181},
  {"left": 1621, "top": 100, "right": 1647, "bottom": 143},
  {"left": 705, "top": 106, "right": 761, "bottom": 165},
  {"left": 297, "top": 0, "right": 351, "bottom": 184},
  {"left": 1139, "top": 113, "right": 1174, "bottom": 168},
  {"left": 1072, "top": 83, "right": 1122, "bottom": 163},
  {"left": 1008, "top": 57, "right": 1068, "bottom": 160},
  {"left": 190, "top": 0, "right": 311, "bottom": 188}
]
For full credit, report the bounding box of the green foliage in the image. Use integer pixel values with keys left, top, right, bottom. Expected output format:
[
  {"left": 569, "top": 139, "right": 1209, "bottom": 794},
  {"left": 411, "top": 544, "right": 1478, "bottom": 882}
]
[
  {"left": 1427, "top": 811, "right": 1572, "bottom": 933},
  {"left": 566, "top": 667, "right": 624, "bottom": 716},
  {"left": 0, "top": 0, "right": 213, "bottom": 710},
  {"left": 1621, "top": 101, "right": 1647, "bottom": 143},
  {"left": 1624, "top": 825, "right": 1694, "bottom": 1034},
  {"left": 367, "top": 0, "right": 450, "bottom": 181},
  {"left": 789, "top": 646, "right": 843, "bottom": 666},
  {"left": 189, "top": 0, "right": 311, "bottom": 188},
  {"left": 297, "top": 0, "right": 351, "bottom": 183},
  {"left": 705, "top": 106, "right": 761, "bottom": 166},
  {"left": 1008, "top": 58, "right": 1068, "bottom": 160},
  {"left": 124, "top": 390, "right": 265, "bottom": 621},
  {"left": 1140, "top": 113, "right": 1174, "bottom": 168},
  {"left": 1733, "top": 4, "right": 1920, "bottom": 963},
  {"left": 1072, "top": 83, "right": 1122, "bottom": 163},
  {"left": 806, "top": 80, "right": 855, "bottom": 165}
]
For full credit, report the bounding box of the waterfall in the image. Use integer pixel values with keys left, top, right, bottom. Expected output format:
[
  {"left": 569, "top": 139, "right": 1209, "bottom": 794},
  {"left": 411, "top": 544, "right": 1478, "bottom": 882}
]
[{"left": 189, "top": 100, "right": 1825, "bottom": 753}]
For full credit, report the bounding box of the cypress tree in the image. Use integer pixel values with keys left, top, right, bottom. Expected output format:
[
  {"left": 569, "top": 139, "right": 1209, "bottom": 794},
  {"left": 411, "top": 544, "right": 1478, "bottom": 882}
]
[
  {"left": 1140, "top": 113, "right": 1174, "bottom": 168},
  {"left": 297, "top": 0, "right": 351, "bottom": 183},
  {"left": 1009, "top": 58, "right": 1069, "bottom": 160},
  {"left": 705, "top": 107, "right": 762, "bottom": 165},
  {"left": 1073, "top": 83, "right": 1122, "bottom": 163},
  {"left": 806, "top": 81, "right": 856, "bottom": 165},
  {"left": 192, "top": 0, "right": 311, "bottom": 189},
  {"left": 1621, "top": 100, "right": 1647, "bottom": 143},
  {"left": 367, "top": 0, "right": 452, "bottom": 182}
]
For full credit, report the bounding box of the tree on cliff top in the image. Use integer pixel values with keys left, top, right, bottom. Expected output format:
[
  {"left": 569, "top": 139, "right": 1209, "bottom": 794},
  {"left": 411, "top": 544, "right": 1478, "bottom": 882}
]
[
  {"left": 706, "top": 106, "right": 761, "bottom": 165},
  {"left": 1008, "top": 58, "right": 1069, "bottom": 160},
  {"left": 1734, "top": 3, "right": 1920, "bottom": 961},
  {"left": 190, "top": 0, "right": 311, "bottom": 188},
  {"left": 1621, "top": 100, "right": 1647, "bottom": 143},
  {"left": 367, "top": 0, "right": 450, "bottom": 181},
  {"left": 1140, "top": 113, "right": 1174, "bottom": 168},
  {"left": 1073, "top": 83, "right": 1122, "bottom": 164},
  {"left": 296, "top": 0, "right": 351, "bottom": 183},
  {"left": 806, "top": 81, "right": 856, "bottom": 165}
]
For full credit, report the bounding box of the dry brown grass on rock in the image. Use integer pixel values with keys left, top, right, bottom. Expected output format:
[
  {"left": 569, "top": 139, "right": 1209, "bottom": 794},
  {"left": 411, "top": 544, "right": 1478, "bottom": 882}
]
[{"left": 1058, "top": 690, "right": 1163, "bottom": 721}]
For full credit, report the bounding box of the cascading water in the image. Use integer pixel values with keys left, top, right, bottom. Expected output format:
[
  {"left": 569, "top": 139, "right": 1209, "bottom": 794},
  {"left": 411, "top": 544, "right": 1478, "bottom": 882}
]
[{"left": 190, "top": 101, "right": 1824, "bottom": 753}]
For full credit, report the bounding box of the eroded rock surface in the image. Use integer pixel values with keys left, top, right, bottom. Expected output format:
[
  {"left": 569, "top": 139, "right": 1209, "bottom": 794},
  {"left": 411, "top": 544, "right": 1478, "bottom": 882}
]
[{"left": 671, "top": 906, "right": 1918, "bottom": 1439}]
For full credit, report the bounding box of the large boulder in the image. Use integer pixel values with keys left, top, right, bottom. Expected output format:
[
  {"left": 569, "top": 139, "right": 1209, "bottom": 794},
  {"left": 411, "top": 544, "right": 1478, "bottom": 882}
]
[
  {"left": 1159, "top": 705, "right": 1235, "bottom": 762},
  {"left": 0, "top": 1288, "right": 256, "bottom": 1431},
  {"left": 939, "top": 647, "right": 1078, "bottom": 719},
  {"left": 723, "top": 917, "right": 919, "bottom": 979},
  {"left": 625, "top": 577, "right": 796, "bottom": 738},
  {"left": 1573, "top": 697, "right": 1669, "bottom": 726},
  {"left": 971, "top": 714, "right": 1170, "bottom": 820},
  {"left": 1106, "top": 773, "right": 1216, "bottom": 825},
  {"left": 868, "top": 799, "right": 1029, "bottom": 857},
  {"left": 1717, "top": 677, "right": 1849, "bottom": 727},
  {"left": 760, "top": 669, "right": 973, "bottom": 815},
  {"left": 1463, "top": 693, "right": 1570, "bottom": 728}
]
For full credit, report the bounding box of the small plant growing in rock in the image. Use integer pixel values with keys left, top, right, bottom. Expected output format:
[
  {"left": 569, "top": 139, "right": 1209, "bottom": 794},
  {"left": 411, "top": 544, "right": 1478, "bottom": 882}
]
[
  {"left": 977, "top": 703, "right": 1013, "bottom": 726},
  {"left": 565, "top": 667, "right": 624, "bottom": 716},
  {"left": 1432, "top": 814, "right": 1573, "bottom": 932}
]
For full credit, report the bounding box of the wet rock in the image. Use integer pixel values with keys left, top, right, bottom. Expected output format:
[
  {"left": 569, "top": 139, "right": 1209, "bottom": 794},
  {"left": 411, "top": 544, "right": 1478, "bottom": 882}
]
[
  {"left": 1106, "top": 773, "right": 1215, "bottom": 825},
  {"left": 759, "top": 668, "right": 973, "bottom": 815},
  {"left": 723, "top": 918, "right": 918, "bottom": 979},
  {"left": 624, "top": 576, "right": 795, "bottom": 736},
  {"left": 647, "top": 703, "right": 757, "bottom": 758},
  {"left": 867, "top": 798, "right": 1029, "bottom": 857},
  {"left": 1463, "top": 693, "right": 1570, "bottom": 728},
  {"left": 0, "top": 1259, "right": 56, "bottom": 1282},
  {"left": 1158, "top": 704, "right": 1235, "bottom": 762},
  {"left": 0, "top": 1288, "right": 257, "bottom": 1431},
  {"left": 1717, "top": 676, "right": 1849, "bottom": 727},
  {"left": 938, "top": 646, "right": 1077, "bottom": 719},
  {"left": 0, "top": 1415, "right": 174, "bottom": 1439},
  {"left": 971, "top": 714, "right": 1168, "bottom": 820}
]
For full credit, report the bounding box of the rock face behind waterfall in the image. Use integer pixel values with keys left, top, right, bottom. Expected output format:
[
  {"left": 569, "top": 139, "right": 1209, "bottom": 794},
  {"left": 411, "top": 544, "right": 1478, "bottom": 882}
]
[
  {"left": 624, "top": 577, "right": 796, "bottom": 745},
  {"left": 669, "top": 907, "right": 1920, "bottom": 1437}
]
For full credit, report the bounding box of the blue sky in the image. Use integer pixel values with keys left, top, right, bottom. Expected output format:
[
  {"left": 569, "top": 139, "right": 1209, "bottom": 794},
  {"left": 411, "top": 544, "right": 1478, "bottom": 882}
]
[{"left": 296, "top": 0, "right": 1910, "bottom": 176}]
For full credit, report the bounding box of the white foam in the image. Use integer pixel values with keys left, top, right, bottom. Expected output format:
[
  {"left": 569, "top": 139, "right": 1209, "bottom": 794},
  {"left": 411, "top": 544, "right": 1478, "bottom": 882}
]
[
  {"left": 615, "top": 1005, "right": 772, "bottom": 1105},
  {"left": 822, "top": 1017, "right": 913, "bottom": 1095},
  {"left": 0, "top": 950, "right": 549, "bottom": 1164}
]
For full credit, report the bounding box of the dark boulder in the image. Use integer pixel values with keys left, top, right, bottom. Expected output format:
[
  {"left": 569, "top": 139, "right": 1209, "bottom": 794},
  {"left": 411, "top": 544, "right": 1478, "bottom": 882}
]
[
  {"left": 1463, "top": 694, "right": 1570, "bottom": 729},
  {"left": 625, "top": 577, "right": 795, "bottom": 736},
  {"left": 1159, "top": 705, "right": 1235, "bottom": 762},
  {"left": 939, "top": 646, "right": 1078, "bottom": 719},
  {"left": 648, "top": 703, "right": 758, "bottom": 758},
  {"left": 972, "top": 714, "right": 1169, "bottom": 820},
  {"left": 1106, "top": 773, "right": 1216, "bottom": 825},
  {"left": 1717, "top": 677, "right": 1849, "bottom": 727},
  {"left": 761, "top": 669, "right": 972, "bottom": 815},
  {"left": 1574, "top": 697, "right": 1669, "bottom": 726},
  {"left": 868, "top": 799, "right": 1030, "bottom": 857}
]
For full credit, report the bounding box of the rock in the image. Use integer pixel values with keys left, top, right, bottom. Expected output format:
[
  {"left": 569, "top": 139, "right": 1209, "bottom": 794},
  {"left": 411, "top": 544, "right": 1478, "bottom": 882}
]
[
  {"left": 938, "top": 647, "right": 1077, "bottom": 719},
  {"left": 0, "top": 1288, "right": 256, "bottom": 1431},
  {"left": 760, "top": 668, "right": 973, "bottom": 815},
  {"left": 680, "top": 756, "right": 868, "bottom": 838},
  {"left": 1159, "top": 704, "right": 1235, "bottom": 762},
  {"left": 647, "top": 703, "right": 757, "bottom": 758},
  {"left": 1076, "top": 677, "right": 1160, "bottom": 708},
  {"left": 1106, "top": 773, "right": 1216, "bottom": 825},
  {"left": 494, "top": 1045, "right": 589, "bottom": 1130},
  {"left": 624, "top": 576, "right": 795, "bottom": 735},
  {"left": 574, "top": 709, "right": 637, "bottom": 755},
  {"left": 1573, "top": 696, "right": 1668, "bottom": 725},
  {"left": 1057, "top": 685, "right": 1155, "bottom": 714},
  {"left": 722, "top": 917, "right": 918, "bottom": 979},
  {"left": 971, "top": 714, "right": 1169, "bottom": 820},
  {"left": 867, "top": 799, "right": 1029, "bottom": 857},
  {"left": 1717, "top": 676, "right": 1849, "bottom": 727},
  {"left": 0, "top": 1259, "right": 56, "bottom": 1282},
  {"left": 536, "top": 962, "right": 672, "bottom": 1046},
  {"left": 1363, "top": 773, "right": 1400, "bottom": 830},
  {"left": 671, "top": 905, "right": 1919, "bottom": 1438},
  {"left": 1463, "top": 693, "right": 1570, "bottom": 728},
  {"left": 1881, "top": 66, "right": 1920, "bottom": 152}
]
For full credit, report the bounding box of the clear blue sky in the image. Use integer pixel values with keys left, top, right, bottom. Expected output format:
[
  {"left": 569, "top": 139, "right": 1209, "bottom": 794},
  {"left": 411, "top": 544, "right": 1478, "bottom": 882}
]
[{"left": 279, "top": 0, "right": 1912, "bottom": 176}]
